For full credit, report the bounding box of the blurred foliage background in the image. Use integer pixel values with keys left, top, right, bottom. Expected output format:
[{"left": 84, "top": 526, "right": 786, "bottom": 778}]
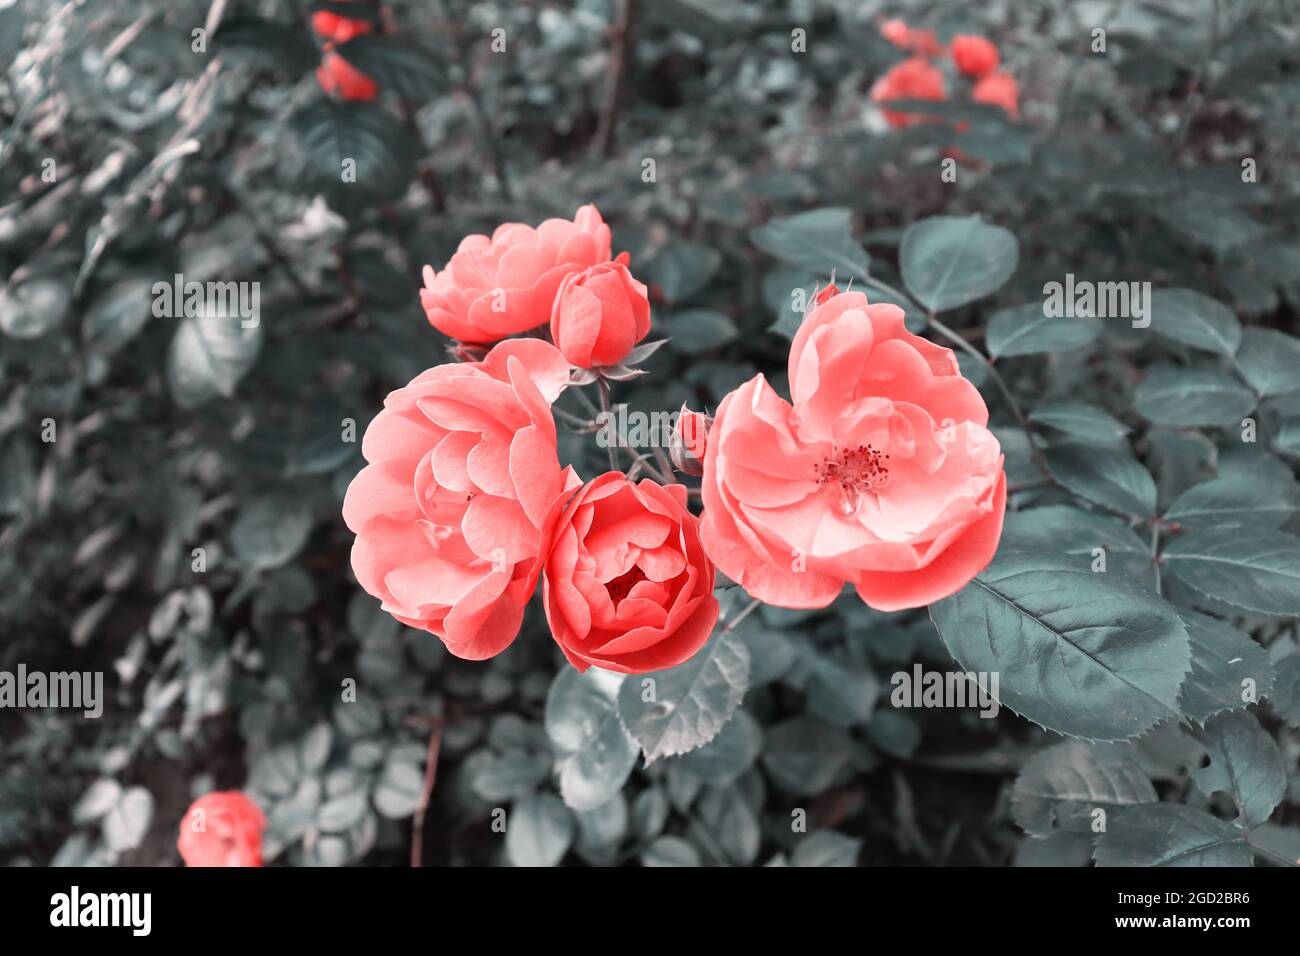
[{"left": 1, "top": 0, "right": 1299, "bottom": 867}]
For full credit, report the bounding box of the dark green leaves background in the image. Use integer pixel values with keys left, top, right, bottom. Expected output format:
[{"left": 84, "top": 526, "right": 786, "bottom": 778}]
[{"left": 2, "top": 0, "right": 1299, "bottom": 868}]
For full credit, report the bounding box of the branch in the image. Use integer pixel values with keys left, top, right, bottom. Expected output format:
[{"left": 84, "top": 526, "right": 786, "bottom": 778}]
[
  {"left": 595, "top": 0, "right": 637, "bottom": 156},
  {"left": 410, "top": 719, "right": 444, "bottom": 868}
]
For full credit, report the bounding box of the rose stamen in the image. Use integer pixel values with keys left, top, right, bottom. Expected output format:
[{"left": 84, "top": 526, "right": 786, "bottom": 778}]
[{"left": 814, "top": 443, "right": 891, "bottom": 515}]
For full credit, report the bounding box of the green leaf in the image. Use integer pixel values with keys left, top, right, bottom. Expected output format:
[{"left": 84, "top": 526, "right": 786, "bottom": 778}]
[
  {"left": 1028, "top": 401, "right": 1129, "bottom": 445},
  {"left": 214, "top": 15, "right": 319, "bottom": 73},
  {"left": 616, "top": 628, "right": 750, "bottom": 763},
  {"left": 790, "top": 830, "right": 861, "bottom": 866},
  {"left": 1278, "top": 421, "right": 1300, "bottom": 460},
  {"left": 1149, "top": 289, "right": 1242, "bottom": 355},
  {"left": 83, "top": 278, "right": 154, "bottom": 355},
  {"left": 864, "top": 710, "right": 921, "bottom": 758},
  {"left": 1157, "top": 198, "right": 1265, "bottom": 257},
  {"left": 231, "top": 494, "right": 314, "bottom": 572},
  {"left": 693, "top": 784, "right": 759, "bottom": 865},
  {"left": 1178, "top": 610, "right": 1275, "bottom": 725},
  {"left": 663, "top": 309, "right": 739, "bottom": 353},
  {"left": 1093, "top": 804, "right": 1252, "bottom": 867},
  {"left": 506, "top": 793, "right": 574, "bottom": 867},
  {"left": 900, "top": 215, "right": 1019, "bottom": 312},
  {"left": 1000, "top": 506, "right": 1152, "bottom": 582},
  {"left": 805, "top": 654, "right": 879, "bottom": 727},
  {"left": 544, "top": 668, "right": 638, "bottom": 811},
  {"left": 750, "top": 207, "right": 869, "bottom": 280},
  {"left": 1191, "top": 711, "right": 1286, "bottom": 826},
  {"left": 1162, "top": 530, "right": 1300, "bottom": 615},
  {"left": 166, "top": 314, "right": 262, "bottom": 409},
  {"left": 332, "top": 35, "right": 446, "bottom": 101},
  {"left": 467, "top": 752, "right": 551, "bottom": 803},
  {"left": 645, "top": 241, "right": 721, "bottom": 304},
  {"left": 318, "top": 790, "right": 369, "bottom": 831},
  {"left": 1011, "top": 741, "right": 1156, "bottom": 838},
  {"left": 761, "top": 717, "right": 854, "bottom": 795},
  {"left": 573, "top": 794, "right": 628, "bottom": 865},
  {"left": 986, "top": 304, "right": 1102, "bottom": 358},
  {"left": 0, "top": 275, "right": 69, "bottom": 340},
  {"left": 103, "top": 787, "right": 154, "bottom": 853},
  {"left": 372, "top": 757, "right": 423, "bottom": 819},
  {"left": 1269, "top": 657, "right": 1300, "bottom": 730},
  {"left": 930, "top": 553, "right": 1190, "bottom": 741},
  {"left": 672, "top": 708, "right": 762, "bottom": 785},
  {"left": 1044, "top": 443, "right": 1157, "bottom": 517},
  {"left": 290, "top": 101, "right": 416, "bottom": 203},
  {"left": 1235, "top": 328, "right": 1300, "bottom": 397},
  {"left": 1165, "top": 467, "right": 1297, "bottom": 531},
  {"left": 640, "top": 835, "right": 701, "bottom": 866},
  {"left": 1134, "top": 365, "right": 1256, "bottom": 427}
]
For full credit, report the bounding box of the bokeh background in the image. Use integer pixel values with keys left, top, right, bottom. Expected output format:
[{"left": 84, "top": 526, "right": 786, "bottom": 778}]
[{"left": 2, "top": 0, "right": 1298, "bottom": 866}]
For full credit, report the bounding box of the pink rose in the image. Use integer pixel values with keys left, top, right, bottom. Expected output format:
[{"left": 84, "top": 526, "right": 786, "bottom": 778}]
[
  {"left": 177, "top": 792, "right": 265, "bottom": 867},
  {"left": 950, "top": 35, "right": 1000, "bottom": 78},
  {"left": 343, "top": 339, "right": 579, "bottom": 660},
  {"left": 700, "top": 291, "right": 1006, "bottom": 612},
  {"left": 869, "top": 57, "right": 947, "bottom": 128},
  {"left": 973, "top": 72, "right": 1020, "bottom": 119},
  {"left": 550, "top": 254, "right": 651, "bottom": 368},
  {"left": 541, "top": 473, "right": 719, "bottom": 674},
  {"left": 420, "top": 205, "right": 614, "bottom": 344}
]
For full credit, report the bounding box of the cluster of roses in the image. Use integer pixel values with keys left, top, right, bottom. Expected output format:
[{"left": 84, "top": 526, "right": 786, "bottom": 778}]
[
  {"left": 173, "top": 207, "right": 1007, "bottom": 865},
  {"left": 343, "top": 204, "right": 1006, "bottom": 678},
  {"left": 313, "top": 4, "right": 381, "bottom": 102},
  {"left": 870, "top": 19, "right": 1019, "bottom": 128}
]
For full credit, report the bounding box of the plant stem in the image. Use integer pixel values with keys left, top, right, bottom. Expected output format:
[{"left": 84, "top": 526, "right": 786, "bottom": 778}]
[
  {"left": 595, "top": 0, "right": 638, "bottom": 156},
  {"left": 721, "top": 596, "right": 761, "bottom": 633},
  {"left": 597, "top": 379, "right": 618, "bottom": 471},
  {"left": 1150, "top": 522, "right": 1162, "bottom": 596}
]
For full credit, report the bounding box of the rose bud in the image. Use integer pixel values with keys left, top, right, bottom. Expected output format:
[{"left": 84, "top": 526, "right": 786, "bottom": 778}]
[
  {"left": 950, "top": 35, "right": 1000, "bottom": 78},
  {"left": 177, "top": 791, "right": 266, "bottom": 867},
  {"left": 670, "top": 404, "right": 710, "bottom": 477},
  {"left": 549, "top": 254, "right": 651, "bottom": 369}
]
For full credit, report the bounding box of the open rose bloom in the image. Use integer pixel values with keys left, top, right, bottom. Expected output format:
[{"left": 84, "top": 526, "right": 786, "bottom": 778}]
[
  {"left": 700, "top": 291, "right": 1006, "bottom": 612},
  {"left": 177, "top": 792, "right": 265, "bottom": 867},
  {"left": 541, "top": 473, "right": 718, "bottom": 673},
  {"left": 421, "top": 205, "right": 614, "bottom": 344},
  {"left": 343, "top": 339, "right": 578, "bottom": 660}
]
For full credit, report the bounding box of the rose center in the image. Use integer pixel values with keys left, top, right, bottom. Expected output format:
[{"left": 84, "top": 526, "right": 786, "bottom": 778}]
[
  {"left": 814, "top": 443, "right": 891, "bottom": 515},
  {"left": 606, "top": 567, "right": 647, "bottom": 604}
]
